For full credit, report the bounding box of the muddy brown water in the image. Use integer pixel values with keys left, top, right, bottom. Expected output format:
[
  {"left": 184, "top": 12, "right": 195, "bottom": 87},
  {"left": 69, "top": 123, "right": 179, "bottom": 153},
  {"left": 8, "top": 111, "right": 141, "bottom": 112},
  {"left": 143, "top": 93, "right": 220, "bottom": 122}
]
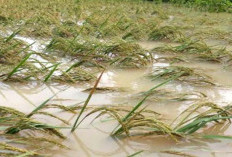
[{"left": 1, "top": 41, "right": 232, "bottom": 156}]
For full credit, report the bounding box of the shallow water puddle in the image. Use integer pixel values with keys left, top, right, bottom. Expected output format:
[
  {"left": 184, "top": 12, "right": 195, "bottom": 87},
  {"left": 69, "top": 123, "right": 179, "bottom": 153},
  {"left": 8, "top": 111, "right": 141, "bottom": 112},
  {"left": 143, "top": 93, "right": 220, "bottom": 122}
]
[{"left": 1, "top": 57, "right": 232, "bottom": 156}]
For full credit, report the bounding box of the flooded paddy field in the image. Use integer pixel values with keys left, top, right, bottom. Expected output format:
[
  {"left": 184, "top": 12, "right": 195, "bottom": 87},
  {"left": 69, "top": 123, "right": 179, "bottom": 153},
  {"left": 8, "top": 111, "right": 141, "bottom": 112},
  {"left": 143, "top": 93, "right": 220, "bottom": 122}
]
[
  {"left": 1, "top": 0, "right": 232, "bottom": 156},
  {"left": 1, "top": 60, "right": 232, "bottom": 157}
]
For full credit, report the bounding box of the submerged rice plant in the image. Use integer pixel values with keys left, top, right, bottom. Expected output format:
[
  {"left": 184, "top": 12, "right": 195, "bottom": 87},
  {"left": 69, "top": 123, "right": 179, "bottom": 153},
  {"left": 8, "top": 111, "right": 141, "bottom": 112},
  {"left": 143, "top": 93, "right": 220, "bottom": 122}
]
[
  {"left": 78, "top": 101, "right": 232, "bottom": 140},
  {"left": 147, "top": 66, "right": 215, "bottom": 86},
  {"left": 149, "top": 26, "right": 182, "bottom": 41},
  {"left": 153, "top": 40, "right": 232, "bottom": 64},
  {"left": 0, "top": 106, "right": 65, "bottom": 138},
  {"left": 134, "top": 89, "right": 207, "bottom": 102},
  {"left": 154, "top": 40, "right": 212, "bottom": 54},
  {"left": 46, "top": 37, "right": 152, "bottom": 68},
  {"left": 77, "top": 105, "right": 169, "bottom": 137},
  {"left": 0, "top": 34, "right": 96, "bottom": 83},
  {"left": 0, "top": 105, "right": 69, "bottom": 156}
]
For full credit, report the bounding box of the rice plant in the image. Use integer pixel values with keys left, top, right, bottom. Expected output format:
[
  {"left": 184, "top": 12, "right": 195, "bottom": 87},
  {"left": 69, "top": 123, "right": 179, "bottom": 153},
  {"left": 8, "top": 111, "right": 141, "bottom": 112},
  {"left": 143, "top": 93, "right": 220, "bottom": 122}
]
[
  {"left": 173, "top": 102, "right": 232, "bottom": 134},
  {"left": 77, "top": 74, "right": 183, "bottom": 138},
  {"left": 76, "top": 105, "right": 169, "bottom": 137}
]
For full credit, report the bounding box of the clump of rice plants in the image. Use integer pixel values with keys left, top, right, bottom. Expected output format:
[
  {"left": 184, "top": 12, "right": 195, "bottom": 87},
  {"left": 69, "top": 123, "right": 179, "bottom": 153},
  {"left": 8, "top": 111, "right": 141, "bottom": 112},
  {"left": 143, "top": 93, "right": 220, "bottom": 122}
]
[
  {"left": 149, "top": 26, "right": 182, "bottom": 41},
  {"left": 0, "top": 0, "right": 163, "bottom": 39},
  {"left": 46, "top": 37, "right": 152, "bottom": 68},
  {"left": 0, "top": 34, "right": 96, "bottom": 83},
  {"left": 151, "top": 7, "right": 170, "bottom": 19},
  {"left": 52, "top": 67, "right": 96, "bottom": 83},
  {"left": 0, "top": 106, "right": 65, "bottom": 138},
  {"left": 0, "top": 35, "right": 25, "bottom": 65},
  {"left": 173, "top": 102, "right": 232, "bottom": 134},
  {"left": 79, "top": 101, "right": 232, "bottom": 139},
  {"left": 0, "top": 55, "right": 96, "bottom": 83},
  {"left": 77, "top": 75, "right": 182, "bottom": 138},
  {"left": 154, "top": 40, "right": 232, "bottom": 64},
  {"left": 147, "top": 66, "right": 215, "bottom": 86},
  {"left": 0, "top": 105, "right": 69, "bottom": 156},
  {"left": 154, "top": 40, "right": 212, "bottom": 54},
  {"left": 197, "top": 48, "right": 232, "bottom": 64},
  {"left": 78, "top": 105, "right": 170, "bottom": 137},
  {"left": 154, "top": 56, "right": 186, "bottom": 64}
]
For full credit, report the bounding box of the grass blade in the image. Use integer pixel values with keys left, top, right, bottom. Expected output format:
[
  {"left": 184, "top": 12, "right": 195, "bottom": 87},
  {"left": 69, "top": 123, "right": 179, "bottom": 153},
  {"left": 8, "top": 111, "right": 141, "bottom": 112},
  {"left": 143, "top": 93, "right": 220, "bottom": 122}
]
[
  {"left": 44, "top": 63, "right": 60, "bottom": 82},
  {"left": 5, "top": 29, "right": 21, "bottom": 42},
  {"left": 176, "top": 116, "right": 232, "bottom": 134},
  {"left": 128, "top": 150, "right": 143, "bottom": 157},
  {"left": 7, "top": 53, "right": 33, "bottom": 79},
  {"left": 27, "top": 95, "right": 57, "bottom": 118},
  {"left": 18, "top": 42, "right": 35, "bottom": 54},
  {"left": 27, "top": 89, "right": 67, "bottom": 118},
  {"left": 66, "top": 60, "right": 85, "bottom": 73}
]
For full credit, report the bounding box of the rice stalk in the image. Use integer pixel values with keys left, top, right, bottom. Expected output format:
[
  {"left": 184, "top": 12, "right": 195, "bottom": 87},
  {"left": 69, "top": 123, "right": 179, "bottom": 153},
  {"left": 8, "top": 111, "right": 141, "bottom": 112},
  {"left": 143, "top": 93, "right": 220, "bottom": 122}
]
[{"left": 71, "top": 70, "right": 105, "bottom": 132}]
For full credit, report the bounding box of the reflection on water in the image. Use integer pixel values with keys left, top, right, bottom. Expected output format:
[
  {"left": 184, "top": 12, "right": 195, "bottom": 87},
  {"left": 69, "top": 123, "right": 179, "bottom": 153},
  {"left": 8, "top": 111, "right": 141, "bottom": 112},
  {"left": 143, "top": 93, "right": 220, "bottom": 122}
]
[
  {"left": 138, "top": 41, "right": 179, "bottom": 51},
  {"left": 1, "top": 56, "right": 232, "bottom": 157}
]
